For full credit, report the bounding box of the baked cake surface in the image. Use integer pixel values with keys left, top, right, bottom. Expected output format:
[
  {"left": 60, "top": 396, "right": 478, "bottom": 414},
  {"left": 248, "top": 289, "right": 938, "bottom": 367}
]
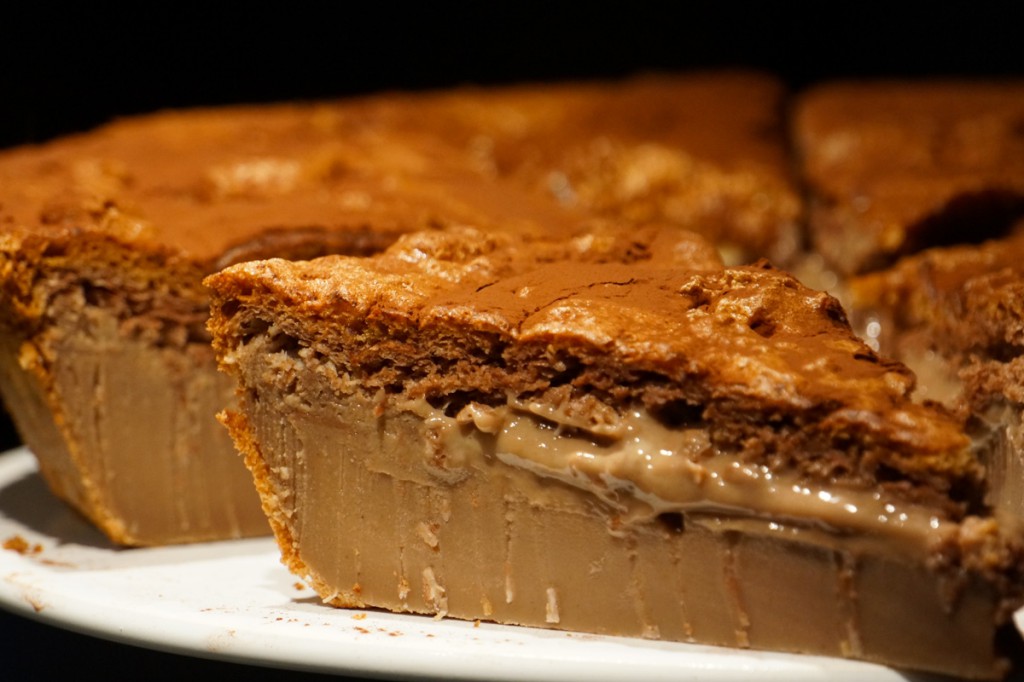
[
  {"left": 0, "top": 72, "right": 797, "bottom": 545},
  {"left": 794, "top": 80, "right": 1024, "bottom": 275},
  {"left": 207, "top": 227, "right": 1023, "bottom": 679},
  {"left": 413, "top": 72, "right": 802, "bottom": 264}
]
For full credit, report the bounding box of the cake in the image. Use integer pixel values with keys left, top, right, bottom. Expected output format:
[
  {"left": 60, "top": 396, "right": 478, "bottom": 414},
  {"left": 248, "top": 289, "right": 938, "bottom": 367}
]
[
  {"left": 206, "top": 226, "right": 1024, "bottom": 679},
  {"left": 849, "top": 228, "right": 1024, "bottom": 523},
  {"left": 794, "top": 82, "right": 1024, "bottom": 546},
  {"left": 793, "top": 80, "right": 1024, "bottom": 276},
  {"left": 0, "top": 72, "right": 800, "bottom": 545}
]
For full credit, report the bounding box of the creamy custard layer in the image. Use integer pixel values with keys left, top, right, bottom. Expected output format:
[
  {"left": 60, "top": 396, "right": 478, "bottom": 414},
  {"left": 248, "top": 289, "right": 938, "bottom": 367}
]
[
  {"left": 225, "top": 341, "right": 1006, "bottom": 679},
  {"left": 434, "top": 400, "right": 953, "bottom": 554}
]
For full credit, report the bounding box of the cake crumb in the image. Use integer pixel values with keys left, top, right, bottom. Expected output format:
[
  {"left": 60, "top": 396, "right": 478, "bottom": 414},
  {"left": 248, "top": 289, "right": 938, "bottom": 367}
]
[
  {"left": 352, "top": 612, "right": 367, "bottom": 621},
  {"left": 3, "top": 535, "right": 42, "bottom": 555}
]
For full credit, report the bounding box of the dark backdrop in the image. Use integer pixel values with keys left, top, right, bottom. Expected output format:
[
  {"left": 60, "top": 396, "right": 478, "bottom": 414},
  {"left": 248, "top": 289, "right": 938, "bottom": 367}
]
[
  {"left": 0, "top": 3, "right": 1022, "bottom": 680},
  {"left": 3, "top": 3, "right": 1024, "bottom": 151}
]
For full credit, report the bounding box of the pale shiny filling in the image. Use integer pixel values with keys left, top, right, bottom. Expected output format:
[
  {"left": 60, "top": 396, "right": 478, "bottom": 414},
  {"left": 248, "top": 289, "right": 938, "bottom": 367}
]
[{"left": 410, "top": 397, "right": 954, "bottom": 554}]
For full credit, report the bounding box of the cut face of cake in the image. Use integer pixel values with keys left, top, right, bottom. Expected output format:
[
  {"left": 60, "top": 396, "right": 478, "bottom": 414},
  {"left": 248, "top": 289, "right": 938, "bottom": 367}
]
[
  {"left": 0, "top": 72, "right": 798, "bottom": 545},
  {"left": 207, "top": 227, "right": 1023, "bottom": 679},
  {"left": 793, "top": 80, "right": 1024, "bottom": 276}
]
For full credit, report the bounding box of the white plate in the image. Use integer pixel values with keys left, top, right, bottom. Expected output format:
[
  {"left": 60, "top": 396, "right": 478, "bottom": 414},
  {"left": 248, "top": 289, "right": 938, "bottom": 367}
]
[{"left": 0, "top": 446, "right": 1010, "bottom": 681}]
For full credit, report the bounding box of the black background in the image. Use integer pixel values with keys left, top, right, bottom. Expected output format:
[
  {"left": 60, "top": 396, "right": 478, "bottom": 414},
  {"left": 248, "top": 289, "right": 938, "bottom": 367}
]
[{"left": 1, "top": 3, "right": 1022, "bottom": 680}]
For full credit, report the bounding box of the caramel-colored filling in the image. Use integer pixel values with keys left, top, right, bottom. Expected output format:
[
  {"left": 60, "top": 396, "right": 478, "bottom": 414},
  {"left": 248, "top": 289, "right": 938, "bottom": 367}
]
[{"left": 406, "top": 398, "right": 952, "bottom": 556}]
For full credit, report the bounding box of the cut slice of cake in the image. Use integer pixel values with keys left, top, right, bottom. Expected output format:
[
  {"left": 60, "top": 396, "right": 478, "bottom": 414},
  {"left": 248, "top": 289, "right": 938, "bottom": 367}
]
[
  {"left": 207, "top": 227, "right": 1023, "bottom": 679},
  {"left": 793, "top": 80, "right": 1024, "bottom": 276},
  {"left": 850, "top": 228, "right": 1024, "bottom": 523},
  {"left": 0, "top": 73, "right": 799, "bottom": 545}
]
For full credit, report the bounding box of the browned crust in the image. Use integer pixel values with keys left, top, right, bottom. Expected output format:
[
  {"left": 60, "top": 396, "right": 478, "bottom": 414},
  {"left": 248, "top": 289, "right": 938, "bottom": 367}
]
[
  {"left": 794, "top": 79, "right": 1024, "bottom": 275},
  {"left": 0, "top": 71, "right": 800, "bottom": 269}
]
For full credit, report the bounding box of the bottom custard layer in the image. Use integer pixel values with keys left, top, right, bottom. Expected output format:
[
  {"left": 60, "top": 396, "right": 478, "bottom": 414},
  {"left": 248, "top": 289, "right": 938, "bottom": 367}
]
[
  {"left": 226, "top": 368, "right": 1007, "bottom": 679},
  {"left": 0, "top": 300, "right": 268, "bottom": 545}
]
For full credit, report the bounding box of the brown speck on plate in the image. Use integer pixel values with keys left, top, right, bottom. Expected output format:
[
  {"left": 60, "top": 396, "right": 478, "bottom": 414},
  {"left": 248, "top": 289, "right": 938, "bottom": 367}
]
[{"left": 3, "top": 535, "right": 42, "bottom": 556}]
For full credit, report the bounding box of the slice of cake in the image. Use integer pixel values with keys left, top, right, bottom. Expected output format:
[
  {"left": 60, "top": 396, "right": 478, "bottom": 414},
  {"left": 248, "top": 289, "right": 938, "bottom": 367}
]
[
  {"left": 793, "top": 80, "right": 1024, "bottom": 276},
  {"left": 0, "top": 73, "right": 801, "bottom": 546},
  {"left": 850, "top": 228, "right": 1024, "bottom": 522},
  {"left": 207, "top": 227, "right": 1023, "bottom": 679}
]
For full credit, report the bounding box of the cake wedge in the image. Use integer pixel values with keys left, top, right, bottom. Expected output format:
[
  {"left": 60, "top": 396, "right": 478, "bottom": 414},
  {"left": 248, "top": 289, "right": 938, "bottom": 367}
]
[
  {"left": 849, "top": 228, "right": 1024, "bottom": 523},
  {"left": 793, "top": 80, "right": 1024, "bottom": 276},
  {"left": 207, "top": 227, "right": 1024, "bottom": 679}
]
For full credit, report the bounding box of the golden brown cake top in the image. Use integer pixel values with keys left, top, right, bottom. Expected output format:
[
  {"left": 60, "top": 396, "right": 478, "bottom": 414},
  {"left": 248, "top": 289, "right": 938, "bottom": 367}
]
[
  {"left": 794, "top": 79, "right": 1024, "bottom": 273},
  {"left": 0, "top": 71, "right": 799, "bottom": 271},
  {"left": 0, "top": 99, "right": 583, "bottom": 268},
  {"left": 207, "top": 227, "right": 978, "bottom": 513}
]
